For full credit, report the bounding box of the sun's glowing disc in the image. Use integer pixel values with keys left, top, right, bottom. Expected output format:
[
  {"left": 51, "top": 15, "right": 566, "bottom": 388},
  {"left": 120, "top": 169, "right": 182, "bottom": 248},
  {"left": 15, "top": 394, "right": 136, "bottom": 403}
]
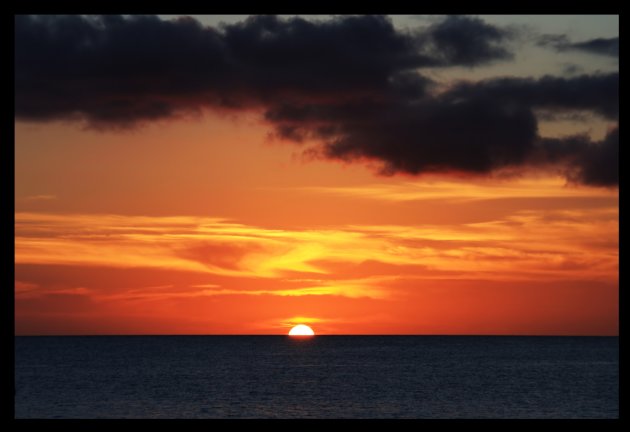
[{"left": 288, "top": 324, "right": 315, "bottom": 336}]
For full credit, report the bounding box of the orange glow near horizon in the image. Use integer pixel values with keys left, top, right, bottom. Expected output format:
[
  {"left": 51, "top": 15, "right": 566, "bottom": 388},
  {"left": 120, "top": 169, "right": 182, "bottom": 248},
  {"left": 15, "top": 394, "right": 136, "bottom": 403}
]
[{"left": 14, "top": 119, "right": 619, "bottom": 336}]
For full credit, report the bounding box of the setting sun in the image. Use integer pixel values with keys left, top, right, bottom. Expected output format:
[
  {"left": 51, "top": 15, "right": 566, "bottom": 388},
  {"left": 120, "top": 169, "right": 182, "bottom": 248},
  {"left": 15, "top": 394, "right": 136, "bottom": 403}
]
[
  {"left": 289, "top": 324, "right": 315, "bottom": 336},
  {"left": 13, "top": 14, "right": 618, "bottom": 420}
]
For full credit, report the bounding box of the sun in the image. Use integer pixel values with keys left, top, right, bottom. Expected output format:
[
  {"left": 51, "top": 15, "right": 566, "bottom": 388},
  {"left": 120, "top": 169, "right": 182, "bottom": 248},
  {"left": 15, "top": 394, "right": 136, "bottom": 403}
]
[{"left": 288, "top": 324, "right": 315, "bottom": 336}]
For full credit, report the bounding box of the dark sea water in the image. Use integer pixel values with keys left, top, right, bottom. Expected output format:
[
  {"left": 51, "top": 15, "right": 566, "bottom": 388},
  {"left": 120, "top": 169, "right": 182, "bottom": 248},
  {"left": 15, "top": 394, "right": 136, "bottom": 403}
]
[{"left": 14, "top": 336, "right": 618, "bottom": 419}]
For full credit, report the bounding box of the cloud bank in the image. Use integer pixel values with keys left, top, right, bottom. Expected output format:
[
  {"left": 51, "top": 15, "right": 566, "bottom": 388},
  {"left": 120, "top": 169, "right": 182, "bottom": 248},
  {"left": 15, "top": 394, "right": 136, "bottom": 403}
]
[{"left": 15, "top": 15, "right": 618, "bottom": 186}]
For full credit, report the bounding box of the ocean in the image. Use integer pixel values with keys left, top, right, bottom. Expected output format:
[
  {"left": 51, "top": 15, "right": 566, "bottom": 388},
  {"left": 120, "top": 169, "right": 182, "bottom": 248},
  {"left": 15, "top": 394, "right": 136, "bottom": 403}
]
[{"left": 14, "top": 336, "right": 618, "bottom": 419}]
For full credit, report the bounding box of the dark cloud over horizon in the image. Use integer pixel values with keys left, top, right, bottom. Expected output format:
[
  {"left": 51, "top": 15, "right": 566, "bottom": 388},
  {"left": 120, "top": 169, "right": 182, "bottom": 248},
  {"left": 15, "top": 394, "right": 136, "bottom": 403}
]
[
  {"left": 266, "top": 73, "right": 618, "bottom": 186},
  {"left": 15, "top": 14, "right": 515, "bottom": 123},
  {"left": 15, "top": 14, "right": 618, "bottom": 186},
  {"left": 539, "top": 127, "right": 619, "bottom": 187},
  {"left": 446, "top": 73, "right": 618, "bottom": 120}
]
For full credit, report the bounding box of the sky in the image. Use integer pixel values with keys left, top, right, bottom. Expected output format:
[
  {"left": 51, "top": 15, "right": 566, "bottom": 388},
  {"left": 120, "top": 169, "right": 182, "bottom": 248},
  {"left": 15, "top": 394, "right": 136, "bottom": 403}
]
[{"left": 14, "top": 15, "right": 618, "bottom": 335}]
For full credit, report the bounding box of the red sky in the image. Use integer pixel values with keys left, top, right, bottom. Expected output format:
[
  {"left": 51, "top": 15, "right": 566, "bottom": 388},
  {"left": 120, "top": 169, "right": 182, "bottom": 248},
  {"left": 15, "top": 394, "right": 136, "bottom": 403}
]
[
  {"left": 15, "top": 118, "right": 618, "bottom": 335},
  {"left": 15, "top": 15, "right": 618, "bottom": 335}
]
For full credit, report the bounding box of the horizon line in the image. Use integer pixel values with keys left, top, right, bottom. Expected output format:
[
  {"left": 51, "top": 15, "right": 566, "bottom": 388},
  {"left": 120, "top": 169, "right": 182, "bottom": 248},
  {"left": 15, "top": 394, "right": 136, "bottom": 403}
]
[{"left": 14, "top": 334, "right": 619, "bottom": 337}]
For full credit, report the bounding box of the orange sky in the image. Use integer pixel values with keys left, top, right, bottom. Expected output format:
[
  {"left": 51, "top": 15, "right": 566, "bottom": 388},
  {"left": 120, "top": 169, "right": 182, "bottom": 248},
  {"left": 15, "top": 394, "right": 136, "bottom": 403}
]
[
  {"left": 14, "top": 15, "right": 618, "bottom": 335},
  {"left": 14, "top": 115, "right": 618, "bottom": 335}
]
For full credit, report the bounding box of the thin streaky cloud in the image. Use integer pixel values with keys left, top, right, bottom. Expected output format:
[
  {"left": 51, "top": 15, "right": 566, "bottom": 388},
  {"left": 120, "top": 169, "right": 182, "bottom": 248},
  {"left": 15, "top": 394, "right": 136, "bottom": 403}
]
[{"left": 21, "top": 194, "right": 58, "bottom": 201}]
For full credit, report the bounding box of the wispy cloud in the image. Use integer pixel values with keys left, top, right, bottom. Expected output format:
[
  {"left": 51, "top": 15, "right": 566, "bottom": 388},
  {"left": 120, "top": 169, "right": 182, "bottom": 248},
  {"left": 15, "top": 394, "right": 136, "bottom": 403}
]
[
  {"left": 15, "top": 209, "right": 618, "bottom": 334},
  {"left": 538, "top": 35, "right": 619, "bottom": 57},
  {"left": 16, "top": 207, "right": 618, "bottom": 296},
  {"left": 293, "top": 177, "right": 616, "bottom": 202},
  {"left": 21, "top": 194, "right": 57, "bottom": 201},
  {"left": 190, "top": 278, "right": 391, "bottom": 299}
]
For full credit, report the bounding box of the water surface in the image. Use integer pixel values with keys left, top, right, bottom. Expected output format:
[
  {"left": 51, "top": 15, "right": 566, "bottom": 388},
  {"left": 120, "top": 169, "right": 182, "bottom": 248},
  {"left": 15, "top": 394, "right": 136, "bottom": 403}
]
[{"left": 14, "top": 336, "right": 618, "bottom": 418}]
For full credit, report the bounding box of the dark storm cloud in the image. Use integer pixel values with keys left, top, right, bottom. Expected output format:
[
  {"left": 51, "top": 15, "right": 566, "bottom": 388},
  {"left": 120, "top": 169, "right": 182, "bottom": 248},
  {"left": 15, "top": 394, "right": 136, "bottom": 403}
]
[
  {"left": 536, "top": 127, "right": 618, "bottom": 186},
  {"left": 15, "top": 14, "right": 513, "bottom": 126},
  {"left": 266, "top": 72, "right": 618, "bottom": 186},
  {"left": 15, "top": 15, "right": 618, "bottom": 186},
  {"left": 419, "top": 15, "right": 514, "bottom": 66},
  {"left": 570, "top": 128, "right": 618, "bottom": 186},
  {"left": 446, "top": 73, "right": 619, "bottom": 120},
  {"left": 538, "top": 34, "right": 619, "bottom": 57},
  {"left": 220, "top": 14, "right": 428, "bottom": 95},
  {"left": 267, "top": 97, "right": 538, "bottom": 175},
  {"left": 15, "top": 14, "right": 230, "bottom": 126}
]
